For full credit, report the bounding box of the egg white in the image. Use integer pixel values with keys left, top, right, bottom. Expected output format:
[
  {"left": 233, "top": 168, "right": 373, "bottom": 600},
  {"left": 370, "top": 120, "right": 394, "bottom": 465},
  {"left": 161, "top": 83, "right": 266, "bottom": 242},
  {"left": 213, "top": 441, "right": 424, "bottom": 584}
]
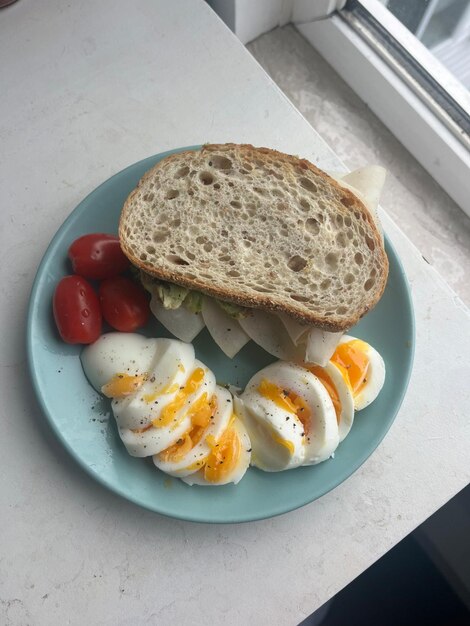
[
  {"left": 112, "top": 339, "right": 195, "bottom": 430},
  {"left": 154, "top": 385, "right": 233, "bottom": 477},
  {"left": 119, "top": 363, "right": 216, "bottom": 457},
  {"left": 118, "top": 420, "right": 192, "bottom": 458},
  {"left": 81, "top": 333, "right": 158, "bottom": 390},
  {"left": 338, "top": 335, "right": 386, "bottom": 410},
  {"left": 242, "top": 361, "right": 340, "bottom": 468},
  {"left": 182, "top": 417, "right": 251, "bottom": 486},
  {"left": 321, "top": 362, "right": 355, "bottom": 442},
  {"left": 234, "top": 394, "right": 305, "bottom": 472}
]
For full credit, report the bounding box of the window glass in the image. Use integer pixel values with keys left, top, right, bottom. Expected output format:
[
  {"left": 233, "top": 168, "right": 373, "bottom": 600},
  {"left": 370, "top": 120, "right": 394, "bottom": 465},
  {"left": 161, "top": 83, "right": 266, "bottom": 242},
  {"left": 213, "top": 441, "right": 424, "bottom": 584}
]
[{"left": 378, "top": 0, "right": 470, "bottom": 89}]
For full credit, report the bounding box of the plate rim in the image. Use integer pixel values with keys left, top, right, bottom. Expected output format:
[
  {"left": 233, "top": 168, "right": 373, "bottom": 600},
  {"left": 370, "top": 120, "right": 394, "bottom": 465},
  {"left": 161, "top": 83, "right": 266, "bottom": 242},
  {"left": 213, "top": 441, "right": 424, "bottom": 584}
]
[{"left": 26, "top": 147, "right": 415, "bottom": 524}]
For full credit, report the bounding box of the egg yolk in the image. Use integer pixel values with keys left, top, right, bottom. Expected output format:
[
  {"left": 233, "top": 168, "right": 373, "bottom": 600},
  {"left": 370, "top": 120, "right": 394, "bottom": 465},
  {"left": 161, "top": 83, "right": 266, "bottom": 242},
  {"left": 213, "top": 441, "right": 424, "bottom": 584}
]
[
  {"left": 273, "top": 436, "right": 295, "bottom": 455},
  {"left": 258, "top": 379, "right": 311, "bottom": 435},
  {"left": 158, "top": 393, "right": 217, "bottom": 463},
  {"left": 101, "top": 373, "right": 146, "bottom": 398},
  {"left": 152, "top": 367, "right": 205, "bottom": 428},
  {"left": 308, "top": 366, "right": 341, "bottom": 423},
  {"left": 331, "top": 340, "right": 369, "bottom": 396},
  {"left": 143, "top": 364, "right": 189, "bottom": 403},
  {"left": 203, "top": 416, "right": 241, "bottom": 483},
  {"left": 144, "top": 382, "right": 180, "bottom": 404}
]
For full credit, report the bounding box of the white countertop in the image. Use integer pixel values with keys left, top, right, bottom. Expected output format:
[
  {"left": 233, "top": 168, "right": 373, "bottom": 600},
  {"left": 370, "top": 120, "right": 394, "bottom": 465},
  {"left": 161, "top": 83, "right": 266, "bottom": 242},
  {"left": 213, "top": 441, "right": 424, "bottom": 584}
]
[{"left": 1, "top": 1, "right": 469, "bottom": 624}]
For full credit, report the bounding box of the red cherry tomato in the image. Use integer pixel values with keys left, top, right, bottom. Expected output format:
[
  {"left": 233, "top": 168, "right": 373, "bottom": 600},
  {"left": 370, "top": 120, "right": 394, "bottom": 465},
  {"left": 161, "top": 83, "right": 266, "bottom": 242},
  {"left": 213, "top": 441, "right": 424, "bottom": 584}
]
[
  {"left": 68, "top": 233, "right": 129, "bottom": 280},
  {"left": 53, "top": 275, "right": 102, "bottom": 344},
  {"left": 99, "top": 276, "right": 150, "bottom": 332}
]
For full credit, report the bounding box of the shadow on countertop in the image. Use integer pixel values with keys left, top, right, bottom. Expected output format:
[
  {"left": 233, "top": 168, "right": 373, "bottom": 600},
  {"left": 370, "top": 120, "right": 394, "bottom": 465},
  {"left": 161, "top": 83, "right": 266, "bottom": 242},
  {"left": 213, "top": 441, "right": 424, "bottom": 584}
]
[{"left": 301, "top": 484, "right": 470, "bottom": 626}]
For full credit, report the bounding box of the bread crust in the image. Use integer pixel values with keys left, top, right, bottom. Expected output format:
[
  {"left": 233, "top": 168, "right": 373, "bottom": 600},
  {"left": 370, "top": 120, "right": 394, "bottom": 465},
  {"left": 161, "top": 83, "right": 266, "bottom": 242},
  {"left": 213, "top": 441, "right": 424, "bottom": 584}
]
[{"left": 119, "top": 144, "right": 388, "bottom": 332}]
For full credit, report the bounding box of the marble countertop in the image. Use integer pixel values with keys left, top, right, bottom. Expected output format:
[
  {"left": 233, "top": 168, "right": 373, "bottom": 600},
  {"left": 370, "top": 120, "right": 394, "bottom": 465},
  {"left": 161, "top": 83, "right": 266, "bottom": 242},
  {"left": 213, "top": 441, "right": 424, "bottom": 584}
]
[{"left": 1, "top": 1, "right": 469, "bottom": 624}]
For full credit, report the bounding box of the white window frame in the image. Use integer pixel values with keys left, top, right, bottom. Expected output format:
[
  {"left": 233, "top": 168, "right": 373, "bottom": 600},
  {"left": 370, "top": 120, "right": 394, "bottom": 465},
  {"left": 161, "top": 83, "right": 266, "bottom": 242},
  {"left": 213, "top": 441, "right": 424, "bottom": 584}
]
[
  {"left": 207, "top": 0, "right": 470, "bottom": 216},
  {"left": 296, "top": 0, "right": 470, "bottom": 216}
]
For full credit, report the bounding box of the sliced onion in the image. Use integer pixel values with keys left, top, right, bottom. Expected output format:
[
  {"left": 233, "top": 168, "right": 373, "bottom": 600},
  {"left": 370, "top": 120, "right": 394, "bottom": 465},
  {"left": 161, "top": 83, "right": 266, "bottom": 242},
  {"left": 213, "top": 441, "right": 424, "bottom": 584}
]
[
  {"left": 305, "top": 328, "right": 343, "bottom": 366},
  {"left": 342, "top": 166, "right": 386, "bottom": 213},
  {"left": 150, "top": 298, "right": 205, "bottom": 342},
  {"left": 201, "top": 297, "right": 249, "bottom": 358},
  {"left": 277, "top": 312, "right": 310, "bottom": 345},
  {"left": 239, "top": 310, "right": 305, "bottom": 361},
  {"left": 339, "top": 167, "right": 386, "bottom": 240}
]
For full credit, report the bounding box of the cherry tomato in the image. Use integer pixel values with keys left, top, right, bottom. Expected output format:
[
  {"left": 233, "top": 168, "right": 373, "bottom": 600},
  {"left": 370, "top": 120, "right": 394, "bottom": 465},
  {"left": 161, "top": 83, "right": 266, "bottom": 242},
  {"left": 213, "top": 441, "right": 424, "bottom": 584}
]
[
  {"left": 99, "top": 276, "right": 149, "bottom": 332},
  {"left": 68, "top": 233, "right": 129, "bottom": 280},
  {"left": 53, "top": 275, "right": 102, "bottom": 344}
]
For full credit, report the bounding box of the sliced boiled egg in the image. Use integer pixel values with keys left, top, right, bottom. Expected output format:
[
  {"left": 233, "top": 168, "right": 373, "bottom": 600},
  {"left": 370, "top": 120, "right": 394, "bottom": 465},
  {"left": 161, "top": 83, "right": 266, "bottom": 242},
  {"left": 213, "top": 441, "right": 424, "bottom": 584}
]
[
  {"left": 235, "top": 389, "right": 305, "bottom": 472},
  {"left": 118, "top": 363, "right": 216, "bottom": 457},
  {"left": 182, "top": 416, "right": 251, "bottom": 486},
  {"left": 330, "top": 335, "right": 385, "bottom": 410},
  {"left": 234, "top": 395, "right": 305, "bottom": 472},
  {"left": 240, "top": 361, "right": 340, "bottom": 469},
  {"left": 81, "top": 333, "right": 159, "bottom": 390},
  {"left": 111, "top": 338, "right": 195, "bottom": 430},
  {"left": 154, "top": 385, "right": 233, "bottom": 477},
  {"left": 81, "top": 334, "right": 219, "bottom": 457},
  {"left": 306, "top": 362, "right": 354, "bottom": 442}
]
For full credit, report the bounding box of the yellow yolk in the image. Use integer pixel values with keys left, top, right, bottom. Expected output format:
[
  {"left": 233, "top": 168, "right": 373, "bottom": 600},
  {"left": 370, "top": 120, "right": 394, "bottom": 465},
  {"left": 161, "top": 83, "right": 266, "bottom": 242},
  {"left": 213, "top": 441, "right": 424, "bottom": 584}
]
[
  {"left": 203, "top": 415, "right": 241, "bottom": 483},
  {"left": 152, "top": 367, "right": 205, "bottom": 428},
  {"left": 331, "top": 340, "right": 370, "bottom": 396},
  {"left": 101, "top": 373, "right": 146, "bottom": 398},
  {"left": 258, "top": 379, "right": 312, "bottom": 435},
  {"left": 273, "top": 436, "right": 295, "bottom": 455},
  {"left": 158, "top": 394, "right": 217, "bottom": 463},
  {"left": 144, "top": 382, "right": 179, "bottom": 404},
  {"left": 308, "top": 366, "right": 341, "bottom": 424}
]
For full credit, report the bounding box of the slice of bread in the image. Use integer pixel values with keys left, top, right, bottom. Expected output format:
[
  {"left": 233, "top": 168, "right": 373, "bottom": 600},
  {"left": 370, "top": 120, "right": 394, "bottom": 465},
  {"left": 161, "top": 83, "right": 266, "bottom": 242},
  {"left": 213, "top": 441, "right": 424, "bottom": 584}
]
[{"left": 119, "top": 144, "right": 388, "bottom": 331}]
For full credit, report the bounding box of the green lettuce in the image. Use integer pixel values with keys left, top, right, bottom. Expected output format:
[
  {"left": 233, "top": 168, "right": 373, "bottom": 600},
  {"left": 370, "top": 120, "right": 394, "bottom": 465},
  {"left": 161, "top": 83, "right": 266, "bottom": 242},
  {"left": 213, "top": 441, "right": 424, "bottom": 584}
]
[{"left": 140, "top": 271, "right": 248, "bottom": 319}]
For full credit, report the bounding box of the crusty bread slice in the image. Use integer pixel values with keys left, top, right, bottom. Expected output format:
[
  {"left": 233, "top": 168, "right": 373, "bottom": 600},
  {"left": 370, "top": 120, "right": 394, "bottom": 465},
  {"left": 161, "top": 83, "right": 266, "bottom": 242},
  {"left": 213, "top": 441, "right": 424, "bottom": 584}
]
[{"left": 119, "top": 144, "right": 388, "bottom": 331}]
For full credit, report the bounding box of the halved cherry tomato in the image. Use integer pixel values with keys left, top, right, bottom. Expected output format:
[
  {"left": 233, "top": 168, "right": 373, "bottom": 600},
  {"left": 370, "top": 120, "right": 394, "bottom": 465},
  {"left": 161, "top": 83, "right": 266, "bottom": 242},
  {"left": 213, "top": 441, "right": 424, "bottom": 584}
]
[
  {"left": 99, "top": 276, "right": 149, "bottom": 332},
  {"left": 53, "top": 275, "right": 102, "bottom": 344},
  {"left": 68, "top": 234, "right": 129, "bottom": 280}
]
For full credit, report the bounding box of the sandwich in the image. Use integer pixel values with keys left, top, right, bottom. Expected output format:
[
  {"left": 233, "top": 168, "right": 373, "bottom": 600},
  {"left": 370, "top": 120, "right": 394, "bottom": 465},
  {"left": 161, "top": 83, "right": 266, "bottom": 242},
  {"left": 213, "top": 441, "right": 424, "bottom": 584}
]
[{"left": 119, "top": 144, "right": 388, "bottom": 364}]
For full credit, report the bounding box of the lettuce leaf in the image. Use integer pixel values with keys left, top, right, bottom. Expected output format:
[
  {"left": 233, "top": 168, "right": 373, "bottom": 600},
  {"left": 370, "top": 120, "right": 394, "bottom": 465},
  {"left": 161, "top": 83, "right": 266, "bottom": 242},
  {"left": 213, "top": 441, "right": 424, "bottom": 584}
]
[{"left": 140, "top": 271, "right": 247, "bottom": 318}]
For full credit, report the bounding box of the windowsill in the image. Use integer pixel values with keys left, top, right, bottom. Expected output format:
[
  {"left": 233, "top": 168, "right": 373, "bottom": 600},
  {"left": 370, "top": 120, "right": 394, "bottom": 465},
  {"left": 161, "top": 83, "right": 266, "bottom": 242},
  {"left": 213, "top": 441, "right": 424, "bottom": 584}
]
[{"left": 247, "top": 24, "right": 470, "bottom": 306}]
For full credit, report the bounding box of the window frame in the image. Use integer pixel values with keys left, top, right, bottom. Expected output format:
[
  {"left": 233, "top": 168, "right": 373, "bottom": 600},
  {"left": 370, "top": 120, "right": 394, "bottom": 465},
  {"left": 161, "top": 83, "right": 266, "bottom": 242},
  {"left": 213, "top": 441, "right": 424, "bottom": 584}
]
[
  {"left": 295, "top": 0, "right": 470, "bottom": 216},
  {"left": 342, "top": 0, "right": 470, "bottom": 139}
]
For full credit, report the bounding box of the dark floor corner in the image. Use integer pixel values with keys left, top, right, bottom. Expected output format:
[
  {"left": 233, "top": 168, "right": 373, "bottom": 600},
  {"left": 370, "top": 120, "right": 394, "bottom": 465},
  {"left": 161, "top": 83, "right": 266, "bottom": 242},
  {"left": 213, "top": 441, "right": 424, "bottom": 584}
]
[{"left": 300, "top": 484, "right": 470, "bottom": 626}]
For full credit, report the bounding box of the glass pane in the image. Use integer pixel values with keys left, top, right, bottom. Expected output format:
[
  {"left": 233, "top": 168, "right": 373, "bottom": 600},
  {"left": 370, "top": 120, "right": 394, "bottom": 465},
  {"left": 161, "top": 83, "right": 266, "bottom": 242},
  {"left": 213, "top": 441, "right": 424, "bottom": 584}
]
[{"left": 378, "top": 0, "right": 470, "bottom": 89}]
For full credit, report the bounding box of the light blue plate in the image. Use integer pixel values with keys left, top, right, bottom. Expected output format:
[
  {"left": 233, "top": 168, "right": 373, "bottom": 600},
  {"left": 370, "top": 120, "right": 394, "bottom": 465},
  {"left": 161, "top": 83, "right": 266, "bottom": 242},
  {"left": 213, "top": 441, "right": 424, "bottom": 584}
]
[{"left": 27, "top": 147, "right": 415, "bottom": 523}]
